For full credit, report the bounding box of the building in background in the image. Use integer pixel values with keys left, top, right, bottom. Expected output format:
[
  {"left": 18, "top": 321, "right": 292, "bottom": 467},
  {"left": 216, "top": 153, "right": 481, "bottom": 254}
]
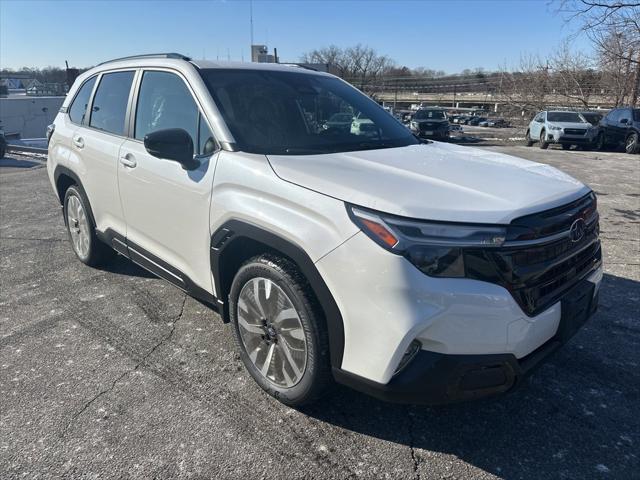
[{"left": 251, "top": 45, "right": 276, "bottom": 63}]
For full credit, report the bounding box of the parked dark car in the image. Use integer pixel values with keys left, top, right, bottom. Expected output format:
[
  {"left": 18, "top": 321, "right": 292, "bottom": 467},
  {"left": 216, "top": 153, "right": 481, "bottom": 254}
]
[
  {"left": 595, "top": 107, "right": 640, "bottom": 154},
  {"left": 410, "top": 108, "right": 449, "bottom": 140},
  {"left": 468, "top": 116, "right": 487, "bottom": 126},
  {"left": 0, "top": 130, "right": 6, "bottom": 159}
]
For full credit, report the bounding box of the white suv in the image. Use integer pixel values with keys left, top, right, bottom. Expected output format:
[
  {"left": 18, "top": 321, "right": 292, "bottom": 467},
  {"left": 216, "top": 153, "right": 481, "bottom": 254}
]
[{"left": 47, "top": 54, "right": 603, "bottom": 406}]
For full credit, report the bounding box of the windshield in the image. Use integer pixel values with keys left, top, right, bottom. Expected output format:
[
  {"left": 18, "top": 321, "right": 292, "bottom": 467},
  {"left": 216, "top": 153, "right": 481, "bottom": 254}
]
[
  {"left": 200, "top": 69, "right": 417, "bottom": 155},
  {"left": 547, "top": 112, "right": 585, "bottom": 123},
  {"left": 581, "top": 113, "right": 602, "bottom": 126},
  {"left": 414, "top": 110, "right": 446, "bottom": 120}
]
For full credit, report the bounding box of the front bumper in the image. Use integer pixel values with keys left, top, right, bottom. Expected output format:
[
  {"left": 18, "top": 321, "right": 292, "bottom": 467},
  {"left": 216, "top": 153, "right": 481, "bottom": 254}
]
[
  {"left": 333, "top": 279, "right": 599, "bottom": 405},
  {"left": 548, "top": 131, "right": 595, "bottom": 144}
]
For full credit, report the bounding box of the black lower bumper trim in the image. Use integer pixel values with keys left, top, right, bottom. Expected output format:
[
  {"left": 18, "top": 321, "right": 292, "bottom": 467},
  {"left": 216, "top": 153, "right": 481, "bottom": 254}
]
[{"left": 334, "top": 280, "right": 598, "bottom": 405}]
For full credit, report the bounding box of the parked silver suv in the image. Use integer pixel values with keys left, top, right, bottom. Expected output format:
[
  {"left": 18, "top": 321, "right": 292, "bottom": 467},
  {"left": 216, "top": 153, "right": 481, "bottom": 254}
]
[{"left": 526, "top": 111, "right": 598, "bottom": 150}]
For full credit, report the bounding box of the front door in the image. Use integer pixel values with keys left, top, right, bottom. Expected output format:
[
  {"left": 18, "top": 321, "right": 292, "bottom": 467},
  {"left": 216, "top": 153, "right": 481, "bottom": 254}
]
[{"left": 117, "top": 69, "right": 219, "bottom": 295}]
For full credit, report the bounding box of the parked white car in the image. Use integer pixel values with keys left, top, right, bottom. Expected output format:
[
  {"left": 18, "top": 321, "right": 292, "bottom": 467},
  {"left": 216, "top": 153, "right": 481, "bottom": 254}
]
[
  {"left": 47, "top": 54, "right": 603, "bottom": 406},
  {"left": 526, "top": 111, "right": 597, "bottom": 149}
]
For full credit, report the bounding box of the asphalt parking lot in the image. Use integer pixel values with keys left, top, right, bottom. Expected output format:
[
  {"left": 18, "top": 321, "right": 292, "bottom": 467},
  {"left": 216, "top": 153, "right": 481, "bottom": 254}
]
[{"left": 1, "top": 146, "right": 638, "bottom": 479}]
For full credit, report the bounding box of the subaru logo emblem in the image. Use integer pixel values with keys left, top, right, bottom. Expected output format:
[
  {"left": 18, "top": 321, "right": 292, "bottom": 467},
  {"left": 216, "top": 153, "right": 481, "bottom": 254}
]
[{"left": 569, "top": 218, "right": 586, "bottom": 243}]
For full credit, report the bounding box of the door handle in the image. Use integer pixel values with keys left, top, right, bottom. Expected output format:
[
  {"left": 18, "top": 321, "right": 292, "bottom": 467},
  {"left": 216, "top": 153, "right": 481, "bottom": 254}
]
[
  {"left": 73, "top": 136, "right": 84, "bottom": 149},
  {"left": 119, "top": 154, "right": 137, "bottom": 168}
]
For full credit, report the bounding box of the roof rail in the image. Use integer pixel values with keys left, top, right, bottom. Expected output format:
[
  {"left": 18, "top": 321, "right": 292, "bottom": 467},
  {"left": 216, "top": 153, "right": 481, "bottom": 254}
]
[
  {"left": 97, "top": 53, "right": 191, "bottom": 66},
  {"left": 280, "top": 63, "right": 319, "bottom": 72}
]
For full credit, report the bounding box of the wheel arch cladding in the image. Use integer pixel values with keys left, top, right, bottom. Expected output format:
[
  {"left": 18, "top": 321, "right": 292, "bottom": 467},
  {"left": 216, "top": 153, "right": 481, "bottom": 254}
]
[
  {"left": 54, "top": 166, "right": 98, "bottom": 230},
  {"left": 54, "top": 165, "right": 81, "bottom": 204},
  {"left": 211, "top": 219, "right": 345, "bottom": 369}
]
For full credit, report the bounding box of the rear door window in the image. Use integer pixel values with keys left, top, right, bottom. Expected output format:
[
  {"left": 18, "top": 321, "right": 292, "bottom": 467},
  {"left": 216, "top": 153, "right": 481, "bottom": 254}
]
[
  {"left": 89, "top": 71, "right": 135, "bottom": 136},
  {"left": 68, "top": 76, "right": 97, "bottom": 125}
]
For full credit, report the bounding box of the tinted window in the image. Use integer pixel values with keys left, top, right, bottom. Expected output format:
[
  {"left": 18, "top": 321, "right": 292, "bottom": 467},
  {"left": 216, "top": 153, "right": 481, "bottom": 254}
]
[
  {"left": 200, "top": 69, "right": 417, "bottom": 155},
  {"left": 606, "top": 110, "right": 621, "bottom": 123},
  {"left": 68, "top": 76, "right": 97, "bottom": 124},
  {"left": 634, "top": 109, "right": 640, "bottom": 122},
  {"left": 414, "top": 110, "right": 446, "bottom": 120},
  {"left": 135, "top": 71, "right": 198, "bottom": 146},
  {"left": 619, "top": 108, "right": 631, "bottom": 122},
  {"left": 580, "top": 113, "right": 602, "bottom": 126},
  {"left": 198, "top": 114, "right": 216, "bottom": 156},
  {"left": 547, "top": 112, "right": 585, "bottom": 123},
  {"left": 89, "top": 71, "right": 135, "bottom": 135}
]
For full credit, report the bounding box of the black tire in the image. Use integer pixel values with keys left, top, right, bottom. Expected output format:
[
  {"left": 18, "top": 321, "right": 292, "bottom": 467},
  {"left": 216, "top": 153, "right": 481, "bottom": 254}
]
[
  {"left": 229, "top": 254, "right": 333, "bottom": 406},
  {"left": 63, "top": 185, "right": 113, "bottom": 267},
  {"left": 539, "top": 130, "right": 549, "bottom": 149},
  {"left": 525, "top": 130, "right": 534, "bottom": 147},
  {"left": 595, "top": 132, "right": 606, "bottom": 151},
  {"left": 625, "top": 132, "right": 639, "bottom": 154},
  {"left": 0, "top": 144, "right": 5, "bottom": 159},
  {"left": 562, "top": 143, "right": 571, "bottom": 150}
]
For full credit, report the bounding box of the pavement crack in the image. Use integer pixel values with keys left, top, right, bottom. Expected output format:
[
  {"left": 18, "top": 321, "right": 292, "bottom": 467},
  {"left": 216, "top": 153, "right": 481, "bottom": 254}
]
[
  {"left": 406, "top": 406, "right": 420, "bottom": 479},
  {"left": 60, "top": 295, "right": 187, "bottom": 438}
]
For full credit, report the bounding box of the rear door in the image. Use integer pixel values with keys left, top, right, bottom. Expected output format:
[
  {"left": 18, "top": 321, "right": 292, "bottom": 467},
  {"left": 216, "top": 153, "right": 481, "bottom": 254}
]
[
  {"left": 117, "top": 69, "right": 219, "bottom": 295},
  {"left": 69, "top": 70, "right": 135, "bottom": 237}
]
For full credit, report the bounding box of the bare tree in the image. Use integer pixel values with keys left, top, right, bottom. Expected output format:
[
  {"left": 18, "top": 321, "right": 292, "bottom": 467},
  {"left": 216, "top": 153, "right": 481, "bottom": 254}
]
[
  {"left": 499, "top": 54, "right": 551, "bottom": 117},
  {"left": 301, "top": 44, "right": 396, "bottom": 94},
  {"left": 548, "top": 40, "right": 601, "bottom": 108},
  {"left": 560, "top": 0, "right": 640, "bottom": 105}
]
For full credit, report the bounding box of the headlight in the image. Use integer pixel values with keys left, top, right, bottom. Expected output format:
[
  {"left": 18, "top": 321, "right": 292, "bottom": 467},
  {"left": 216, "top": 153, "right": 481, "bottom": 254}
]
[
  {"left": 410, "top": 121, "right": 418, "bottom": 129},
  {"left": 548, "top": 125, "right": 562, "bottom": 131},
  {"left": 347, "top": 205, "right": 506, "bottom": 278}
]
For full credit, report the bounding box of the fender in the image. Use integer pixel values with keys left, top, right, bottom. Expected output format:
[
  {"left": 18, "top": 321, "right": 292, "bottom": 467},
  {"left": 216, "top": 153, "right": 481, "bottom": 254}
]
[{"left": 211, "top": 219, "right": 346, "bottom": 369}]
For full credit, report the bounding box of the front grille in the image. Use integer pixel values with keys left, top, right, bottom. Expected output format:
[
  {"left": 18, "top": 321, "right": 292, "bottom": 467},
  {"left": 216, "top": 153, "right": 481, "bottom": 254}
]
[
  {"left": 564, "top": 128, "right": 587, "bottom": 136},
  {"left": 464, "top": 193, "right": 602, "bottom": 316}
]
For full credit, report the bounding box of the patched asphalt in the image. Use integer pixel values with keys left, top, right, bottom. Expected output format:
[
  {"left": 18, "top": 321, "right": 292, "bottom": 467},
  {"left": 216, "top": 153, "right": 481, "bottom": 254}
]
[{"left": 1, "top": 146, "right": 638, "bottom": 479}]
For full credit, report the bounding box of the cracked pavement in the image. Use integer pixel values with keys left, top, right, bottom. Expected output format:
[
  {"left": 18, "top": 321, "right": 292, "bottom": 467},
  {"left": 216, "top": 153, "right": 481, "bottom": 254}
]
[{"left": 1, "top": 146, "right": 638, "bottom": 479}]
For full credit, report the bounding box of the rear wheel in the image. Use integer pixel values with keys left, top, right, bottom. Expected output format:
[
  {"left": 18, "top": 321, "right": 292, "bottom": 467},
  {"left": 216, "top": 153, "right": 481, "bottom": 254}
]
[
  {"left": 525, "top": 130, "right": 534, "bottom": 147},
  {"left": 63, "top": 185, "right": 113, "bottom": 266},
  {"left": 229, "top": 255, "right": 332, "bottom": 406},
  {"left": 539, "top": 130, "right": 549, "bottom": 149},
  {"left": 625, "top": 132, "right": 639, "bottom": 154}
]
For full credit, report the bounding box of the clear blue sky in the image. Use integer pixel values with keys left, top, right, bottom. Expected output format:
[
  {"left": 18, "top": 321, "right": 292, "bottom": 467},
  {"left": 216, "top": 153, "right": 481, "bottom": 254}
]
[{"left": 0, "top": 0, "right": 591, "bottom": 73}]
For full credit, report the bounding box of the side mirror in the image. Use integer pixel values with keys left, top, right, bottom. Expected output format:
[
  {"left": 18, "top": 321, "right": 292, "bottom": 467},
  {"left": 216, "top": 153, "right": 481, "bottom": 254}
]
[
  {"left": 620, "top": 118, "right": 628, "bottom": 124},
  {"left": 144, "top": 128, "right": 196, "bottom": 170}
]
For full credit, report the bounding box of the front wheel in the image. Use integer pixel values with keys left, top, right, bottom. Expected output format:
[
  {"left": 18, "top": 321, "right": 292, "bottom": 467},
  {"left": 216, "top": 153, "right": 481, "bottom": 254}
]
[
  {"left": 562, "top": 143, "right": 571, "bottom": 150},
  {"left": 595, "top": 132, "right": 606, "bottom": 151},
  {"left": 539, "top": 130, "right": 549, "bottom": 149},
  {"left": 625, "top": 132, "right": 639, "bottom": 154},
  {"left": 525, "top": 130, "right": 534, "bottom": 147},
  {"left": 229, "top": 255, "right": 332, "bottom": 406}
]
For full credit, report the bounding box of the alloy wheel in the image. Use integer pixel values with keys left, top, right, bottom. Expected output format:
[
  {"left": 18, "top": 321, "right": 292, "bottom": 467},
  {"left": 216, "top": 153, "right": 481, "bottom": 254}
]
[
  {"left": 66, "top": 194, "right": 90, "bottom": 259},
  {"left": 237, "top": 277, "right": 307, "bottom": 388}
]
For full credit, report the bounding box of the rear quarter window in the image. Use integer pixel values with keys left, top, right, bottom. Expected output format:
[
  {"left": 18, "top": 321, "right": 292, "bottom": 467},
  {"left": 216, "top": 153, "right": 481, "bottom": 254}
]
[{"left": 68, "top": 76, "right": 97, "bottom": 125}]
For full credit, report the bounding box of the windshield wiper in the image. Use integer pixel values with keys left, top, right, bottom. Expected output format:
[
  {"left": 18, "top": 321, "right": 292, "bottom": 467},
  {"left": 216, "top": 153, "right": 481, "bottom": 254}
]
[
  {"left": 283, "top": 147, "right": 328, "bottom": 154},
  {"left": 352, "top": 142, "right": 397, "bottom": 151}
]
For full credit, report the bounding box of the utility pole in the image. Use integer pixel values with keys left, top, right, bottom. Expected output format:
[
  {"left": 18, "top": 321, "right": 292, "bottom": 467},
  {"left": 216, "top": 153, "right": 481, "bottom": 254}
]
[{"left": 250, "top": 0, "right": 254, "bottom": 48}]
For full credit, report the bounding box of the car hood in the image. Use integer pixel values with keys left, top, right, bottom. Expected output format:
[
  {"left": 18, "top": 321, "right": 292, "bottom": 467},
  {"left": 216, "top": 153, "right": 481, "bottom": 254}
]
[{"left": 266, "top": 142, "right": 590, "bottom": 224}]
